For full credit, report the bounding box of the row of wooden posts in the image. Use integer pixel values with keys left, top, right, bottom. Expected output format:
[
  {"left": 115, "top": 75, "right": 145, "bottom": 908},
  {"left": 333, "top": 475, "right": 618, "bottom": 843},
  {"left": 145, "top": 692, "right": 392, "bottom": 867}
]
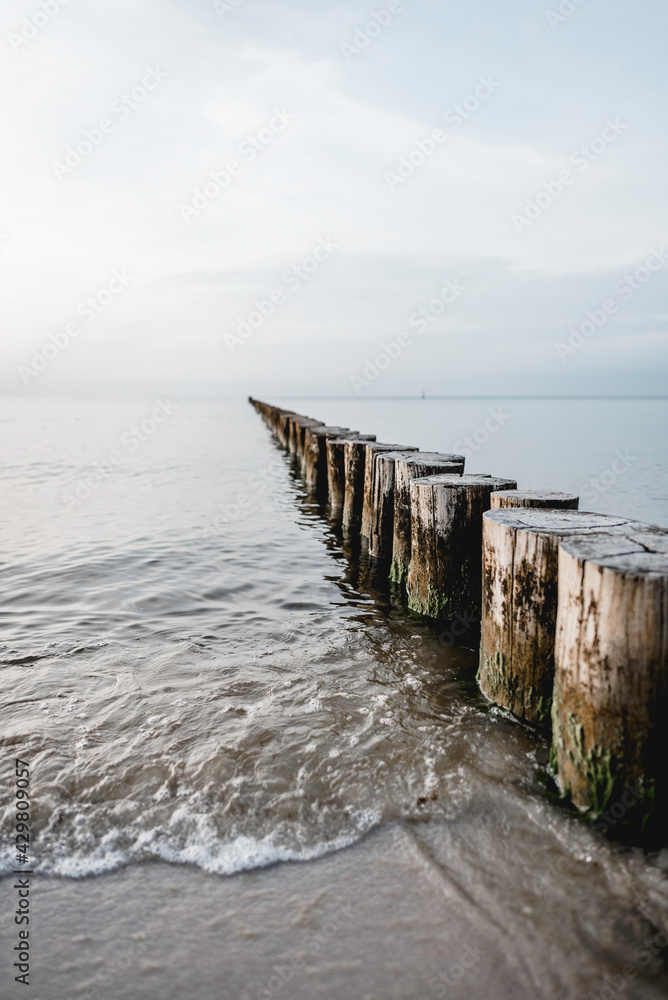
[{"left": 249, "top": 398, "right": 668, "bottom": 836}]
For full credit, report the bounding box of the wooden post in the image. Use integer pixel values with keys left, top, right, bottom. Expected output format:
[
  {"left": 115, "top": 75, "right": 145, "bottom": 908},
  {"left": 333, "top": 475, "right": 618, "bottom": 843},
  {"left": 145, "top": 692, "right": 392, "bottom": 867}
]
[
  {"left": 368, "top": 451, "right": 424, "bottom": 564},
  {"left": 289, "top": 416, "right": 318, "bottom": 457},
  {"left": 491, "top": 490, "right": 579, "bottom": 510},
  {"left": 391, "top": 452, "right": 466, "bottom": 585},
  {"left": 276, "top": 411, "right": 300, "bottom": 449},
  {"left": 297, "top": 420, "right": 321, "bottom": 461},
  {"left": 302, "top": 425, "right": 353, "bottom": 491},
  {"left": 273, "top": 408, "right": 286, "bottom": 436},
  {"left": 264, "top": 405, "right": 281, "bottom": 435},
  {"left": 342, "top": 439, "right": 374, "bottom": 529},
  {"left": 300, "top": 424, "right": 324, "bottom": 480},
  {"left": 327, "top": 435, "right": 376, "bottom": 514},
  {"left": 406, "top": 475, "right": 517, "bottom": 619},
  {"left": 479, "top": 509, "right": 634, "bottom": 728},
  {"left": 276, "top": 411, "right": 287, "bottom": 446},
  {"left": 287, "top": 414, "right": 299, "bottom": 453},
  {"left": 360, "top": 443, "right": 419, "bottom": 539},
  {"left": 551, "top": 526, "right": 668, "bottom": 829}
]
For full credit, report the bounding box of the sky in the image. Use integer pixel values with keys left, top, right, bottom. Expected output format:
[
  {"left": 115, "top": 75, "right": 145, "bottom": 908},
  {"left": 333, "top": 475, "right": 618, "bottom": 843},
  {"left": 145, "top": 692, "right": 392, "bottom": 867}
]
[{"left": 1, "top": 0, "right": 667, "bottom": 397}]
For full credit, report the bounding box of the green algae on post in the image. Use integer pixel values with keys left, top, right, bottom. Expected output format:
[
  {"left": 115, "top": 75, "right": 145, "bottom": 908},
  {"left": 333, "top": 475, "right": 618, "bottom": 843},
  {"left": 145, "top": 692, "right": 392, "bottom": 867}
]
[{"left": 479, "top": 509, "right": 635, "bottom": 728}]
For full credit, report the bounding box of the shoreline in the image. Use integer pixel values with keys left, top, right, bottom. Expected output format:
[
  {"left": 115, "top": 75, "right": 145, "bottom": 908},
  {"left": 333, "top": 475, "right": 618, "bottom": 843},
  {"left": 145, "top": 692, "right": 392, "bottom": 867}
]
[{"left": 3, "top": 819, "right": 668, "bottom": 1000}]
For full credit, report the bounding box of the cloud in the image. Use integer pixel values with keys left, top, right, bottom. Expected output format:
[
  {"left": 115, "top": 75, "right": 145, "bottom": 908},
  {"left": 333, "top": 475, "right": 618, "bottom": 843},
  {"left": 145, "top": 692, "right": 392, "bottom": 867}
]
[{"left": 1, "top": 0, "right": 667, "bottom": 395}]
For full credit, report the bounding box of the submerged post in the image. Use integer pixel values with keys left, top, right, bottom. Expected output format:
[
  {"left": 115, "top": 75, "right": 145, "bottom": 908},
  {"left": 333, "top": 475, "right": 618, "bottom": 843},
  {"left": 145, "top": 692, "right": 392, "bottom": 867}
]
[
  {"left": 293, "top": 418, "right": 321, "bottom": 461},
  {"left": 287, "top": 415, "right": 314, "bottom": 455},
  {"left": 360, "top": 442, "right": 419, "bottom": 539},
  {"left": 302, "top": 425, "right": 353, "bottom": 491},
  {"left": 406, "top": 475, "right": 517, "bottom": 619},
  {"left": 478, "top": 509, "right": 635, "bottom": 728},
  {"left": 342, "top": 439, "right": 374, "bottom": 529},
  {"left": 368, "top": 451, "right": 423, "bottom": 565},
  {"left": 276, "top": 411, "right": 300, "bottom": 449},
  {"left": 327, "top": 434, "right": 376, "bottom": 513},
  {"left": 551, "top": 525, "right": 668, "bottom": 831},
  {"left": 390, "top": 452, "right": 465, "bottom": 585}
]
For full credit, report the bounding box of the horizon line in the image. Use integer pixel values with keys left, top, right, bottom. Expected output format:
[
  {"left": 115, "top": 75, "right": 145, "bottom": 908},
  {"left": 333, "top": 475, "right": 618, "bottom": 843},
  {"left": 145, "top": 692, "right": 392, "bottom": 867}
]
[{"left": 271, "top": 395, "right": 668, "bottom": 401}]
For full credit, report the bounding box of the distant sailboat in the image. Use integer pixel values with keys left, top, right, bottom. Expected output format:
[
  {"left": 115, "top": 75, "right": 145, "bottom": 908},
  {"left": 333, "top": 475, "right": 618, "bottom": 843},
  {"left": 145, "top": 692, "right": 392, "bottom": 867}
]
[{"left": 421, "top": 390, "right": 426, "bottom": 399}]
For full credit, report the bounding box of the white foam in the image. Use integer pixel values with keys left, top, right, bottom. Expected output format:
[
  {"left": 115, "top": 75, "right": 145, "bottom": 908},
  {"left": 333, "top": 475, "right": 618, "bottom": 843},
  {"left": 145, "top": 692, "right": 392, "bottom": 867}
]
[{"left": 0, "top": 808, "right": 383, "bottom": 879}]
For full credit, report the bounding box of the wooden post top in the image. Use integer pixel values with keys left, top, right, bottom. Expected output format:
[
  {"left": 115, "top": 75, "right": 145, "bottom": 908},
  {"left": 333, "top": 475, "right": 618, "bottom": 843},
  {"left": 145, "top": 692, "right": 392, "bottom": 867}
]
[
  {"left": 365, "top": 442, "right": 420, "bottom": 453},
  {"left": 558, "top": 523, "right": 668, "bottom": 572},
  {"left": 491, "top": 489, "right": 579, "bottom": 508},
  {"left": 305, "top": 425, "right": 353, "bottom": 439},
  {"left": 483, "top": 508, "right": 634, "bottom": 536},
  {"left": 411, "top": 474, "right": 512, "bottom": 489},
  {"left": 330, "top": 434, "right": 377, "bottom": 444},
  {"left": 396, "top": 451, "right": 466, "bottom": 467},
  {"left": 374, "top": 449, "right": 431, "bottom": 463}
]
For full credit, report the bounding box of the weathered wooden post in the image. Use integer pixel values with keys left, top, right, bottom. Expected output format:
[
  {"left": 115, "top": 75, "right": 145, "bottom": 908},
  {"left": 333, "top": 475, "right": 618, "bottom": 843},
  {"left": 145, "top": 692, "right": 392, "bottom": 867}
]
[
  {"left": 302, "top": 425, "right": 353, "bottom": 491},
  {"left": 287, "top": 414, "right": 298, "bottom": 453},
  {"left": 288, "top": 416, "right": 316, "bottom": 456},
  {"left": 292, "top": 419, "right": 320, "bottom": 461},
  {"left": 273, "top": 408, "right": 286, "bottom": 438},
  {"left": 342, "top": 439, "right": 374, "bottom": 529},
  {"left": 276, "top": 411, "right": 300, "bottom": 449},
  {"left": 551, "top": 525, "right": 668, "bottom": 828},
  {"left": 360, "top": 443, "right": 419, "bottom": 539},
  {"left": 265, "top": 404, "right": 282, "bottom": 435},
  {"left": 391, "top": 452, "right": 466, "bottom": 584},
  {"left": 479, "top": 509, "right": 634, "bottom": 728},
  {"left": 327, "top": 435, "right": 376, "bottom": 514},
  {"left": 491, "top": 490, "right": 579, "bottom": 510},
  {"left": 276, "top": 410, "right": 287, "bottom": 446},
  {"left": 406, "top": 475, "right": 516, "bottom": 618},
  {"left": 368, "top": 451, "right": 427, "bottom": 564}
]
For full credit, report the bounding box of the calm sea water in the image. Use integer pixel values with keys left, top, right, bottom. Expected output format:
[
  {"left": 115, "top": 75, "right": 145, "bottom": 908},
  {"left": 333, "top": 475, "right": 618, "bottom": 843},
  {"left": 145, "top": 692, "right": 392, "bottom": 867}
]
[{"left": 1, "top": 395, "right": 668, "bottom": 993}]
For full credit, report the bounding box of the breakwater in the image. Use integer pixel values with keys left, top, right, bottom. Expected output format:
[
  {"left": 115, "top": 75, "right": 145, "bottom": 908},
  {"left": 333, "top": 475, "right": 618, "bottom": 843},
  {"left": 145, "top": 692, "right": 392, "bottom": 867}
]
[{"left": 249, "top": 397, "right": 668, "bottom": 839}]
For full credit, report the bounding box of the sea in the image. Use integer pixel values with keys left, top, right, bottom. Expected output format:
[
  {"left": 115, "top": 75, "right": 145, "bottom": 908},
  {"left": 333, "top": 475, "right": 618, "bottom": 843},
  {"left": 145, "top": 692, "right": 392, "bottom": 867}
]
[{"left": 1, "top": 396, "right": 668, "bottom": 971}]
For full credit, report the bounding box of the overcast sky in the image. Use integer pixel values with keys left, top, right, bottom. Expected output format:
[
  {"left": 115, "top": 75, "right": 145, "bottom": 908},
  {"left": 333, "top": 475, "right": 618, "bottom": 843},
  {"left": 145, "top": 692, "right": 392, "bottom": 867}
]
[{"left": 1, "top": 0, "right": 666, "bottom": 397}]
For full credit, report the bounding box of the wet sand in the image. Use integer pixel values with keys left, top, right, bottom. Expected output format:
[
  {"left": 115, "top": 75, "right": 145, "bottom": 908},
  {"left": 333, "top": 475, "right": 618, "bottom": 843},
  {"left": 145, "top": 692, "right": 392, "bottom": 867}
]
[{"left": 3, "top": 820, "right": 668, "bottom": 1000}]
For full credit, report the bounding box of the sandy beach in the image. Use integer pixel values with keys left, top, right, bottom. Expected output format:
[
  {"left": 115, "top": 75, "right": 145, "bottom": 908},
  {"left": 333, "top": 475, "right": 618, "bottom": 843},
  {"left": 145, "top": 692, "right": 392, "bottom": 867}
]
[{"left": 3, "top": 817, "right": 668, "bottom": 1000}]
